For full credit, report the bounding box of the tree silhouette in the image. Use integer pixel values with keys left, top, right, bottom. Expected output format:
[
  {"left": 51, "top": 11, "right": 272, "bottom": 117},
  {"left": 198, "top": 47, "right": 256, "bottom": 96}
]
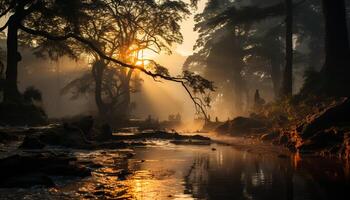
[
  {"left": 281, "top": 0, "right": 294, "bottom": 97},
  {"left": 321, "top": 0, "right": 350, "bottom": 96},
  {"left": 60, "top": 0, "right": 192, "bottom": 124},
  {"left": 185, "top": 0, "right": 291, "bottom": 115},
  {"left": 186, "top": 0, "right": 323, "bottom": 110},
  {"left": 0, "top": 0, "right": 98, "bottom": 102},
  {"left": 0, "top": 0, "right": 214, "bottom": 120}
]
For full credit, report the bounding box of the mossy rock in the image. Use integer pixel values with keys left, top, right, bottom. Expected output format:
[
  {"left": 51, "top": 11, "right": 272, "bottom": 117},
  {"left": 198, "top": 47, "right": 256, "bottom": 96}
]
[
  {"left": 39, "top": 124, "right": 94, "bottom": 149},
  {"left": 216, "top": 117, "right": 268, "bottom": 135}
]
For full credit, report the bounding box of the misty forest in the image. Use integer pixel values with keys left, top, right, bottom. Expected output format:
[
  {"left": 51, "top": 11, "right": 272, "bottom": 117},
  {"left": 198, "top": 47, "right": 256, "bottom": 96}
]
[{"left": 0, "top": 0, "right": 350, "bottom": 199}]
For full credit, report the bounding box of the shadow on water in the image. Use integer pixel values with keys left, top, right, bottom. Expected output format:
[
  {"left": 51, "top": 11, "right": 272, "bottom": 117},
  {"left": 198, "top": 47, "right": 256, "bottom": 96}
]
[{"left": 126, "top": 143, "right": 350, "bottom": 200}]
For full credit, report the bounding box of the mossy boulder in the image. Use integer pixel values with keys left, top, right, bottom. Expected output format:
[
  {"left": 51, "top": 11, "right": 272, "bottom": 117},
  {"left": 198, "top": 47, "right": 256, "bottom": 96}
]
[
  {"left": 215, "top": 117, "right": 268, "bottom": 136},
  {"left": 39, "top": 124, "right": 94, "bottom": 149}
]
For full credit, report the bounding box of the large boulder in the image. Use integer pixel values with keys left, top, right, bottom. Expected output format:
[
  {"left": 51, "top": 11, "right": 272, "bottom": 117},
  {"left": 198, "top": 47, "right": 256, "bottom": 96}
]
[
  {"left": 298, "top": 128, "right": 346, "bottom": 154},
  {"left": 69, "top": 116, "right": 94, "bottom": 138},
  {"left": 96, "top": 123, "right": 113, "bottom": 141},
  {"left": 300, "top": 98, "right": 350, "bottom": 139},
  {"left": 39, "top": 124, "right": 94, "bottom": 149},
  {"left": 291, "top": 99, "right": 350, "bottom": 158},
  {"left": 215, "top": 117, "right": 268, "bottom": 136},
  {"left": 260, "top": 131, "right": 280, "bottom": 141}
]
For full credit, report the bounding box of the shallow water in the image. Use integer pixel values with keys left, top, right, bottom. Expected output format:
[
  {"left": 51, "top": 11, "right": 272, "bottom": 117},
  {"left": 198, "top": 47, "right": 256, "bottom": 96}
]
[
  {"left": 125, "top": 144, "right": 350, "bottom": 200},
  {"left": 0, "top": 136, "right": 349, "bottom": 200}
]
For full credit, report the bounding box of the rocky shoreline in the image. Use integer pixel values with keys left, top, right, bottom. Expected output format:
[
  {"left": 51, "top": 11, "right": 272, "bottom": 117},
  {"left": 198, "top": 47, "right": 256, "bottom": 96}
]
[
  {"left": 214, "top": 98, "right": 350, "bottom": 160},
  {"left": 0, "top": 120, "right": 212, "bottom": 189}
]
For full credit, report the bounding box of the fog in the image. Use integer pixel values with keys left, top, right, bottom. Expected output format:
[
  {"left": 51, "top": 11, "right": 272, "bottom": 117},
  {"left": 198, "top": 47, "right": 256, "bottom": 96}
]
[
  {"left": 14, "top": 47, "right": 199, "bottom": 122},
  {"left": 1, "top": 0, "right": 329, "bottom": 125}
]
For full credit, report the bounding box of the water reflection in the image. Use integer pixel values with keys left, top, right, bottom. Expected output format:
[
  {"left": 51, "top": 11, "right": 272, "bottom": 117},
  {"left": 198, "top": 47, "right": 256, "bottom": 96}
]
[
  {"left": 0, "top": 142, "right": 349, "bottom": 200},
  {"left": 126, "top": 145, "right": 350, "bottom": 200}
]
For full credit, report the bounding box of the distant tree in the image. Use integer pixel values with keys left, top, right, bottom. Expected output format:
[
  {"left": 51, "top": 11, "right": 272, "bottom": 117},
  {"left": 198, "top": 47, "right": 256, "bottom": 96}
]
[
  {"left": 185, "top": 0, "right": 288, "bottom": 115},
  {"left": 186, "top": 0, "right": 255, "bottom": 115},
  {"left": 187, "top": 0, "right": 323, "bottom": 110},
  {"left": 62, "top": 0, "right": 192, "bottom": 124}
]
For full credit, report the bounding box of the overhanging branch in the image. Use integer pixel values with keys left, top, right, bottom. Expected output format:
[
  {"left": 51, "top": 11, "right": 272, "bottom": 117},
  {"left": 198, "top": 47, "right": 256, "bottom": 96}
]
[
  {"left": 0, "top": 21, "right": 8, "bottom": 32},
  {"left": 19, "top": 25, "right": 211, "bottom": 120},
  {"left": 0, "top": 4, "right": 13, "bottom": 19}
]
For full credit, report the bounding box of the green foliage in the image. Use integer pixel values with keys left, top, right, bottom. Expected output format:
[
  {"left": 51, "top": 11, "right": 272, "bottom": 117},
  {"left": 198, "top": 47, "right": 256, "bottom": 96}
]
[{"left": 183, "top": 70, "right": 215, "bottom": 94}]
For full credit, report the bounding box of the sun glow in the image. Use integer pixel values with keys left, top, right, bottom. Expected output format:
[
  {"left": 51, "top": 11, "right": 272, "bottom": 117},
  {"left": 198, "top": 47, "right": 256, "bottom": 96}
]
[
  {"left": 134, "top": 49, "right": 158, "bottom": 69},
  {"left": 138, "top": 49, "right": 158, "bottom": 60},
  {"left": 135, "top": 60, "right": 151, "bottom": 67}
]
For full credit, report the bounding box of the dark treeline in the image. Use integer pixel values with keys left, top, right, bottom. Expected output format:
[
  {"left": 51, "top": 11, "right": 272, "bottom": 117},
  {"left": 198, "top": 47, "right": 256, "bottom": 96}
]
[
  {"left": 185, "top": 0, "right": 349, "bottom": 117},
  {"left": 0, "top": 0, "right": 349, "bottom": 127},
  {"left": 190, "top": 0, "right": 350, "bottom": 162},
  {"left": 0, "top": 0, "right": 213, "bottom": 127}
]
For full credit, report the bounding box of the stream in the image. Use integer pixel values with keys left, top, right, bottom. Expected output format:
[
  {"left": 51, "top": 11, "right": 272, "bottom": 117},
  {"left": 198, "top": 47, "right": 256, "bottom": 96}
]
[{"left": 0, "top": 133, "right": 349, "bottom": 200}]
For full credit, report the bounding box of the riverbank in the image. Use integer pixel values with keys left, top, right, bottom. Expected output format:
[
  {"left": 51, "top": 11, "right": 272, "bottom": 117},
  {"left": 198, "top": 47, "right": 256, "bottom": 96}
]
[{"left": 214, "top": 97, "right": 350, "bottom": 161}]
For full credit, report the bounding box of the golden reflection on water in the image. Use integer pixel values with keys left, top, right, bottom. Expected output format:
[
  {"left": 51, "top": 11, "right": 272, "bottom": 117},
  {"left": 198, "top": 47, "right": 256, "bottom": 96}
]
[
  {"left": 123, "top": 147, "right": 197, "bottom": 200},
  {"left": 292, "top": 152, "right": 302, "bottom": 169},
  {"left": 4, "top": 143, "right": 346, "bottom": 200},
  {"left": 125, "top": 171, "right": 194, "bottom": 200}
]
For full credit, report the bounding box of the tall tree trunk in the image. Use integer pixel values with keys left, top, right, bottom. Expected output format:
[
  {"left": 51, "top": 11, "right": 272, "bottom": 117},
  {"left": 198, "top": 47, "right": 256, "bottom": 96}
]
[
  {"left": 308, "top": 39, "right": 323, "bottom": 71},
  {"left": 232, "top": 72, "right": 244, "bottom": 115},
  {"left": 281, "top": 0, "right": 293, "bottom": 97},
  {"left": 119, "top": 69, "right": 134, "bottom": 118},
  {"left": 4, "top": 15, "right": 21, "bottom": 102},
  {"left": 322, "top": 0, "right": 350, "bottom": 96},
  {"left": 270, "top": 58, "right": 282, "bottom": 98},
  {"left": 92, "top": 60, "right": 107, "bottom": 118}
]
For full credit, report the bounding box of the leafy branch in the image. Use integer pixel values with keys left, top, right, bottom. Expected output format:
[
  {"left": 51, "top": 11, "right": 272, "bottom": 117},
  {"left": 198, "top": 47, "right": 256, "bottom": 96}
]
[{"left": 19, "top": 25, "right": 215, "bottom": 120}]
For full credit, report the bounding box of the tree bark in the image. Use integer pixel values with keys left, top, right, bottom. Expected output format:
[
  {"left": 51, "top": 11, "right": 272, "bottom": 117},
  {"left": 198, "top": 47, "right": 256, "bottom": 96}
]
[
  {"left": 92, "top": 60, "right": 107, "bottom": 118},
  {"left": 4, "top": 15, "right": 21, "bottom": 102},
  {"left": 119, "top": 69, "right": 134, "bottom": 118},
  {"left": 322, "top": 0, "right": 350, "bottom": 96},
  {"left": 270, "top": 58, "right": 282, "bottom": 98},
  {"left": 281, "top": 0, "right": 293, "bottom": 97}
]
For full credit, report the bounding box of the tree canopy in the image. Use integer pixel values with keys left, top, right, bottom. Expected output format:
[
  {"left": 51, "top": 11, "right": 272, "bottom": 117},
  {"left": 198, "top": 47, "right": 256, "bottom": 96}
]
[{"left": 0, "top": 0, "right": 214, "bottom": 120}]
